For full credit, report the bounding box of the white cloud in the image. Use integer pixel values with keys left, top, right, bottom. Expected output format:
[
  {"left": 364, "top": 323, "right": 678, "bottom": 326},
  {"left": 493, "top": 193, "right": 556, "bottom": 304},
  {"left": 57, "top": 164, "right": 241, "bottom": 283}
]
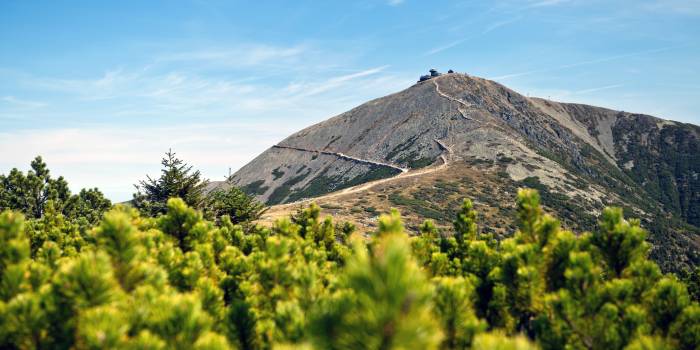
[
  {"left": 287, "top": 65, "right": 391, "bottom": 97},
  {"left": 489, "top": 46, "right": 682, "bottom": 81},
  {"left": 2, "top": 42, "right": 413, "bottom": 202},
  {"left": 0, "top": 66, "right": 412, "bottom": 201},
  {"left": 643, "top": 0, "right": 700, "bottom": 16},
  {"left": 156, "top": 44, "right": 309, "bottom": 67},
  {"left": 388, "top": 0, "right": 404, "bottom": 6},
  {"left": 1, "top": 37, "right": 418, "bottom": 202},
  {"left": 1, "top": 96, "right": 46, "bottom": 109},
  {"left": 0, "top": 122, "right": 296, "bottom": 201},
  {"left": 14, "top": 61, "right": 407, "bottom": 122},
  {"left": 424, "top": 17, "right": 520, "bottom": 55},
  {"left": 574, "top": 84, "right": 624, "bottom": 94},
  {"left": 425, "top": 39, "right": 468, "bottom": 56},
  {"left": 527, "top": 0, "right": 573, "bottom": 8},
  {"left": 519, "top": 84, "right": 624, "bottom": 102}
]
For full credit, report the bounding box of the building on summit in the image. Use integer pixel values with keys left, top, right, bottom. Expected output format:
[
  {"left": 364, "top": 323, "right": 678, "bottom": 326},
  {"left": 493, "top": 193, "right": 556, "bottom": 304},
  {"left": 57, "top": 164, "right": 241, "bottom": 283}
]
[{"left": 418, "top": 68, "right": 443, "bottom": 82}]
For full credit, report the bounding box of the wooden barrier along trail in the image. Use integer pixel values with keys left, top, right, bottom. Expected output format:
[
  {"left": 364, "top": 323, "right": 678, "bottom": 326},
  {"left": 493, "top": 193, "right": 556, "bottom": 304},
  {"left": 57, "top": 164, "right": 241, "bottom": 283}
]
[{"left": 272, "top": 145, "right": 408, "bottom": 173}]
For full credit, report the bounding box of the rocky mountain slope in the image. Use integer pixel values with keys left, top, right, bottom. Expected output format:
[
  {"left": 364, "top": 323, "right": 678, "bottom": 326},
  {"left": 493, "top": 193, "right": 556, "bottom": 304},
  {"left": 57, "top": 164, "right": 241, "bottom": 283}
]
[{"left": 225, "top": 71, "right": 699, "bottom": 272}]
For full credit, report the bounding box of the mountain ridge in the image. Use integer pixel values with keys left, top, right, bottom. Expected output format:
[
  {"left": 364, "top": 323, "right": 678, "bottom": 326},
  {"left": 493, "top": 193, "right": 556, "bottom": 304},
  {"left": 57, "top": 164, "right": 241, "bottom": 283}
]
[{"left": 222, "top": 71, "right": 699, "bottom": 272}]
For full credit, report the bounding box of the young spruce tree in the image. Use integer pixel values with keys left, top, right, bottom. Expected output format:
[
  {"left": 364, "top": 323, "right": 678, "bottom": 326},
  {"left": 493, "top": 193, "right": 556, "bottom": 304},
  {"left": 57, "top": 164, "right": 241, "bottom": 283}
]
[{"left": 133, "top": 149, "right": 209, "bottom": 216}]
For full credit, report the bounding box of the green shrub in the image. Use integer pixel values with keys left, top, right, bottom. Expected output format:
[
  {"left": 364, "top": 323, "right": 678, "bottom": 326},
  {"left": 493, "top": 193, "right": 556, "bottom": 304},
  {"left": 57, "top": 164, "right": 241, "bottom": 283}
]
[{"left": 0, "top": 187, "right": 698, "bottom": 349}]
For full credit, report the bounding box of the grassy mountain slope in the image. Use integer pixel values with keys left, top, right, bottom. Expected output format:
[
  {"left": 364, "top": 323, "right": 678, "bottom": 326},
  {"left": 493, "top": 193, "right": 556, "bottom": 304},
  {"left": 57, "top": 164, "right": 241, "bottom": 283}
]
[{"left": 229, "top": 72, "right": 699, "bottom": 272}]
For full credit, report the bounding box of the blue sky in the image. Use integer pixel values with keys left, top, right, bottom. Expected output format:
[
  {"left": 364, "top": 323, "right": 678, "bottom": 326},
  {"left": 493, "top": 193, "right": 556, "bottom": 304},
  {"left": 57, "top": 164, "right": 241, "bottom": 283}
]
[{"left": 1, "top": 0, "right": 699, "bottom": 201}]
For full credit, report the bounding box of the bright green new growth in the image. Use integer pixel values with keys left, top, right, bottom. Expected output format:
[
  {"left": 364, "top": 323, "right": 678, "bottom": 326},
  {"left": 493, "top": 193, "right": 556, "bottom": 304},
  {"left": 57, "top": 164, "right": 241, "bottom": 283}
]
[
  {"left": 308, "top": 217, "right": 441, "bottom": 350},
  {"left": 0, "top": 187, "right": 698, "bottom": 349}
]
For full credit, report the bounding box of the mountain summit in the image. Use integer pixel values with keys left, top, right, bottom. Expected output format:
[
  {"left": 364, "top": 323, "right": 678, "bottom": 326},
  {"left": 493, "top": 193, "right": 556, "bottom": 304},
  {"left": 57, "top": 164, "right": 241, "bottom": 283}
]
[{"left": 227, "top": 71, "right": 699, "bottom": 272}]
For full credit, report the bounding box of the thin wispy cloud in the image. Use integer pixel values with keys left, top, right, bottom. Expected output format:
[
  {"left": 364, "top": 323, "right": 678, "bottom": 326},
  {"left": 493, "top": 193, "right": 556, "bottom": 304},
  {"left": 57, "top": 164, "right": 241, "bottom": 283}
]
[
  {"left": 36, "top": 71, "right": 146, "bottom": 101},
  {"left": 489, "top": 46, "right": 685, "bottom": 80},
  {"left": 1, "top": 96, "right": 46, "bottom": 109},
  {"left": 1, "top": 52, "right": 409, "bottom": 201},
  {"left": 424, "top": 40, "right": 468, "bottom": 56},
  {"left": 0, "top": 66, "right": 413, "bottom": 200},
  {"left": 156, "top": 44, "right": 309, "bottom": 67},
  {"left": 11, "top": 64, "right": 407, "bottom": 125},
  {"left": 528, "top": 0, "right": 573, "bottom": 8},
  {"left": 1, "top": 42, "right": 400, "bottom": 139},
  {"left": 574, "top": 84, "right": 624, "bottom": 94},
  {"left": 0, "top": 122, "right": 296, "bottom": 199},
  {"left": 388, "top": 0, "right": 405, "bottom": 6},
  {"left": 290, "top": 65, "right": 391, "bottom": 97},
  {"left": 643, "top": 0, "right": 700, "bottom": 16},
  {"left": 424, "top": 17, "right": 520, "bottom": 55},
  {"left": 329, "top": 65, "right": 390, "bottom": 83}
]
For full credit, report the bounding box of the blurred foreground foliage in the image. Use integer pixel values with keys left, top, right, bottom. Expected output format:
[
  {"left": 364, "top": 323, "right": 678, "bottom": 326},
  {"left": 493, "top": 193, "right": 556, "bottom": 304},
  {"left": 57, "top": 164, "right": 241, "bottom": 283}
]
[{"left": 0, "top": 157, "right": 698, "bottom": 349}]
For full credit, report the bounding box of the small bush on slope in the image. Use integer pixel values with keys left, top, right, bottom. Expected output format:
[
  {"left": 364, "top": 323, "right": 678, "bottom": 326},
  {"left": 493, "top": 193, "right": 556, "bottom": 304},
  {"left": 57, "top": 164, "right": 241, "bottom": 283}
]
[{"left": 0, "top": 189, "right": 698, "bottom": 349}]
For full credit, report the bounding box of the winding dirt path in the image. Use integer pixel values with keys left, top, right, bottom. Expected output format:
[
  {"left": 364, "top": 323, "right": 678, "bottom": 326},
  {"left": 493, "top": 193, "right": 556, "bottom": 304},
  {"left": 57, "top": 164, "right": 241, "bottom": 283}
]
[
  {"left": 266, "top": 79, "right": 475, "bottom": 208},
  {"left": 272, "top": 139, "right": 453, "bottom": 206},
  {"left": 433, "top": 78, "right": 474, "bottom": 121},
  {"left": 433, "top": 76, "right": 524, "bottom": 149},
  {"left": 432, "top": 78, "right": 473, "bottom": 108},
  {"left": 273, "top": 156, "right": 451, "bottom": 207}
]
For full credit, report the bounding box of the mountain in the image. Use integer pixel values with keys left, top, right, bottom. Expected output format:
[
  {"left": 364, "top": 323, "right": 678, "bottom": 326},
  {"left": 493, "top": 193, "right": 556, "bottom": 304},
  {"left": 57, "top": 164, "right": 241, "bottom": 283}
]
[{"left": 225, "top": 71, "right": 699, "bottom": 273}]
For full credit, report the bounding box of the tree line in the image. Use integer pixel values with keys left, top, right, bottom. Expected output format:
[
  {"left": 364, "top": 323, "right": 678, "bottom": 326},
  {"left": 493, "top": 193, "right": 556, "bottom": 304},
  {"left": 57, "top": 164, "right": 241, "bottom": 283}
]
[{"left": 0, "top": 150, "right": 266, "bottom": 227}]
